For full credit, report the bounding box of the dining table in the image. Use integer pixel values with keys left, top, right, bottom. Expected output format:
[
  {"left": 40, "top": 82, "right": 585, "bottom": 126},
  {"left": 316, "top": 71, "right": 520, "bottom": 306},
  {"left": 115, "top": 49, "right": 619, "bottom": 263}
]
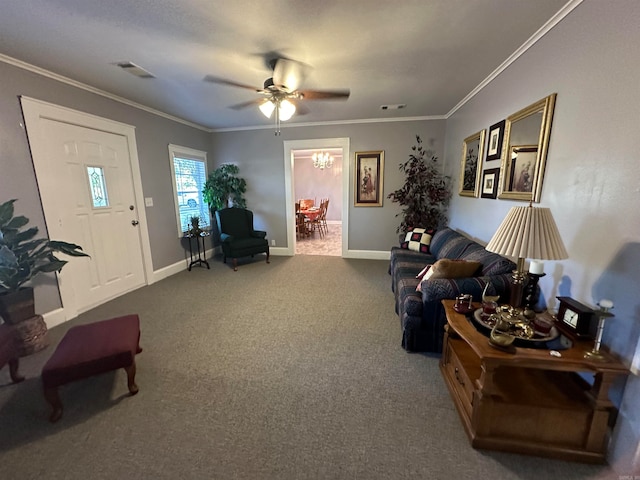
[{"left": 300, "top": 207, "right": 320, "bottom": 222}]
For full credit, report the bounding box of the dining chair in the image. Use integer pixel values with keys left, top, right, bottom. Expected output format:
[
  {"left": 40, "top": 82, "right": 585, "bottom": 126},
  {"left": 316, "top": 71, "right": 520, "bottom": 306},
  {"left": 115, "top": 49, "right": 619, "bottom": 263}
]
[
  {"left": 319, "top": 198, "right": 329, "bottom": 235},
  {"left": 310, "top": 198, "right": 328, "bottom": 238},
  {"left": 295, "top": 202, "right": 309, "bottom": 239}
]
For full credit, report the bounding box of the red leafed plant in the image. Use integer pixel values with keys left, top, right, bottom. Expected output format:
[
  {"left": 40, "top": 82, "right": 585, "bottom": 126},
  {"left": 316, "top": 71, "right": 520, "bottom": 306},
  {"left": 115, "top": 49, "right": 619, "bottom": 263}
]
[{"left": 387, "top": 135, "right": 451, "bottom": 234}]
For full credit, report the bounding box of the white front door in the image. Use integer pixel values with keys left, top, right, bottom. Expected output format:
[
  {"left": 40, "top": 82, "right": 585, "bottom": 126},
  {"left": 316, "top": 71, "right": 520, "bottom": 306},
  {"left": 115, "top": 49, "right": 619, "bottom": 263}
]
[{"left": 21, "top": 97, "right": 151, "bottom": 320}]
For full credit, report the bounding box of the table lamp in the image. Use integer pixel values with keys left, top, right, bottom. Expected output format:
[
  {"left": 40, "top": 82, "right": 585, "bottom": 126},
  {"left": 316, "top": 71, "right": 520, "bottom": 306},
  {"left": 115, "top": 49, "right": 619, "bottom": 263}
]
[{"left": 485, "top": 204, "right": 568, "bottom": 308}]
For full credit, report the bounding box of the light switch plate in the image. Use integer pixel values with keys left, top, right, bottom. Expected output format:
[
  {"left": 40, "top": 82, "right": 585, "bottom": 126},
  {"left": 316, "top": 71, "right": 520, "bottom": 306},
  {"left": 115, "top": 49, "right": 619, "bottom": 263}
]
[{"left": 144, "top": 197, "right": 153, "bottom": 207}]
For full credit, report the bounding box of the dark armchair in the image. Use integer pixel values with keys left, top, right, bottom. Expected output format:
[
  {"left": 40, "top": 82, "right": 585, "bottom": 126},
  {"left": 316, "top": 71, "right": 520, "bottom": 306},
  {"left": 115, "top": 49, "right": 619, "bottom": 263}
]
[{"left": 215, "top": 208, "right": 270, "bottom": 271}]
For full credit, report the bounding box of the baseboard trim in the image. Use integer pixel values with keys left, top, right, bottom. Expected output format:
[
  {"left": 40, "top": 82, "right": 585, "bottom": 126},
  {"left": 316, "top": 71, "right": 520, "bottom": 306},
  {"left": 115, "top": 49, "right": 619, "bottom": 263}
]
[
  {"left": 343, "top": 249, "right": 390, "bottom": 260},
  {"left": 42, "top": 308, "right": 67, "bottom": 329}
]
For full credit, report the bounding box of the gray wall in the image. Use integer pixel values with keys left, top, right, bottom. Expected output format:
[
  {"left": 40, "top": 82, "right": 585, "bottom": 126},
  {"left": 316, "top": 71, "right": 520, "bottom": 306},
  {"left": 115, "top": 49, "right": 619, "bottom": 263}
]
[
  {"left": 211, "top": 120, "right": 447, "bottom": 251},
  {"left": 443, "top": 1, "right": 640, "bottom": 471},
  {"left": 0, "top": 61, "right": 212, "bottom": 314}
]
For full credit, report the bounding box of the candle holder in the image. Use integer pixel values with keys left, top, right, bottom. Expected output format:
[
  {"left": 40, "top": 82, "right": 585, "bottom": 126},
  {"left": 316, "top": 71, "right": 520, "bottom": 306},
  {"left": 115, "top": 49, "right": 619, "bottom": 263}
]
[
  {"left": 523, "top": 272, "right": 545, "bottom": 315},
  {"left": 584, "top": 300, "right": 614, "bottom": 361}
]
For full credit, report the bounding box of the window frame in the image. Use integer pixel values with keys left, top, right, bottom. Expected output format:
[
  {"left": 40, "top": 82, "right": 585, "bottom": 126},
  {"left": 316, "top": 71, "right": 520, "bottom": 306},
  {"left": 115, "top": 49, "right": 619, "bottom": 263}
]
[{"left": 168, "top": 144, "right": 210, "bottom": 237}]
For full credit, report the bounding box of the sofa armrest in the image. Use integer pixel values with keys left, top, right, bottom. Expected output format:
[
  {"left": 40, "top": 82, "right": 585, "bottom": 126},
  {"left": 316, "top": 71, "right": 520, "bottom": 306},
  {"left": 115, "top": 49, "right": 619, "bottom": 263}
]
[
  {"left": 421, "top": 274, "right": 512, "bottom": 303},
  {"left": 220, "top": 233, "right": 234, "bottom": 243},
  {"left": 251, "top": 230, "right": 267, "bottom": 239}
]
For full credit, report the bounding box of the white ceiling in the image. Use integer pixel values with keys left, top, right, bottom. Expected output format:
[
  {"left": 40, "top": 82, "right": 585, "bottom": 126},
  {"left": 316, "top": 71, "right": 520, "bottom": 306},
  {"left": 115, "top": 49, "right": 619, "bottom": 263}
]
[{"left": 0, "top": 0, "right": 571, "bottom": 131}]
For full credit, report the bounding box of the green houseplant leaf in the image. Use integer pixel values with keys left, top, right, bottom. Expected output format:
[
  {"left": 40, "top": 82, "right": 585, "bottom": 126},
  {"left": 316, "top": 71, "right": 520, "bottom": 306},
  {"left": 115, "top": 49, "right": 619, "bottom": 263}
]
[
  {"left": 202, "top": 164, "right": 247, "bottom": 211},
  {"left": 0, "top": 199, "right": 90, "bottom": 294}
]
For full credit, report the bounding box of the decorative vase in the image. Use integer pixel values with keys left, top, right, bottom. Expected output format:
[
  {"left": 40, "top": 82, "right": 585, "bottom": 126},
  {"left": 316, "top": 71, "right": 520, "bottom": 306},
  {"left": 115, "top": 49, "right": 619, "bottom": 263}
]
[{"left": 0, "top": 287, "right": 36, "bottom": 325}]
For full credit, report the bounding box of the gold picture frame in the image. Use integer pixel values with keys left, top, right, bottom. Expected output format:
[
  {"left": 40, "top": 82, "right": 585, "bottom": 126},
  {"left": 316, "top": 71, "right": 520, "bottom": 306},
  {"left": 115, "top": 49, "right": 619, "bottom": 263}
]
[
  {"left": 498, "top": 93, "right": 556, "bottom": 202},
  {"left": 354, "top": 151, "right": 384, "bottom": 206},
  {"left": 459, "top": 129, "right": 485, "bottom": 197}
]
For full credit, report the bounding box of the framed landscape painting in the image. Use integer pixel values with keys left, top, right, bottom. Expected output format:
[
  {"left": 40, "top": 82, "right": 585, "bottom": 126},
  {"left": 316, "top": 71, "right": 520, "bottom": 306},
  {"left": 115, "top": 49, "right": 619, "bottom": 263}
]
[{"left": 354, "top": 151, "right": 384, "bottom": 206}]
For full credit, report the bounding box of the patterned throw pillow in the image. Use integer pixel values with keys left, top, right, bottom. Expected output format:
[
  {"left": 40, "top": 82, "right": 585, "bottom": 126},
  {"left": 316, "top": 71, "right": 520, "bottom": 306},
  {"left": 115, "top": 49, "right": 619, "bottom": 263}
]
[
  {"left": 416, "top": 259, "right": 482, "bottom": 292},
  {"left": 401, "top": 228, "right": 434, "bottom": 254}
]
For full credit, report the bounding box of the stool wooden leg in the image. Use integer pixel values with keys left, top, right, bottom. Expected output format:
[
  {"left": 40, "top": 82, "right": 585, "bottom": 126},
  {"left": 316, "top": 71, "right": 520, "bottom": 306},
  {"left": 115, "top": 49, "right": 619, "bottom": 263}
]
[
  {"left": 44, "top": 387, "right": 63, "bottom": 423},
  {"left": 9, "top": 358, "right": 25, "bottom": 383},
  {"left": 125, "top": 363, "right": 139, "bottom": 395}
]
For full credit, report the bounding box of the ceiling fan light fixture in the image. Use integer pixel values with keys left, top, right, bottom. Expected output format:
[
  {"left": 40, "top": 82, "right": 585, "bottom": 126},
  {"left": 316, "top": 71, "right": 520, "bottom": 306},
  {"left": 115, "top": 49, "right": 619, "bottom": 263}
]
[
  {"left": 259, "top": 99, "right": 276, "bottom": 118},
  {"left": 278, "top": 99, "right": 296, "bottom": 121}
]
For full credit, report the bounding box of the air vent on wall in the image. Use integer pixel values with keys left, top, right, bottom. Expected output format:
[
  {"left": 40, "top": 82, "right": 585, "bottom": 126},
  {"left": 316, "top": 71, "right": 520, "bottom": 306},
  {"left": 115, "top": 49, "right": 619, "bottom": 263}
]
[
  {"left": 380, "top": 104, "right": 406, "bottom": 110},
  {"left": 115, "top": 61, "right": 155, "bottom": 78}
]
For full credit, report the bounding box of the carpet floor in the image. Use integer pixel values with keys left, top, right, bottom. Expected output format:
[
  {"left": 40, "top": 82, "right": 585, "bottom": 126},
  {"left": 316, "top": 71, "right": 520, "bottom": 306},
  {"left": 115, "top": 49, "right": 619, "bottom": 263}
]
[{"left": 0, "top": 255, "right": 617, "bottom": 479}]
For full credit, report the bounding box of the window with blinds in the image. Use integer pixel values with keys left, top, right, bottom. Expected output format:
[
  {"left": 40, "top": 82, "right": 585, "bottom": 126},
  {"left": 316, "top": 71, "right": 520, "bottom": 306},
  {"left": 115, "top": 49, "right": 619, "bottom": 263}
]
[{"left": 168, "top": 145, "right": 210, "bottom": 236}]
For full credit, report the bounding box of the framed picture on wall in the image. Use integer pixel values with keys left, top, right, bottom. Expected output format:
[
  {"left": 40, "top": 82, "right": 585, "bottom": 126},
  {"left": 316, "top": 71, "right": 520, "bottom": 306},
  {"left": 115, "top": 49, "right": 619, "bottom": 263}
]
[
  {"left": 481, "top": 168, "right": 500, "bottom": 199},
  {"left": 459, "top": 129, "right": 486, "bottom": 197},
  {"left": 354, "top": 151, "right": 384, "bottom": 206},
  {"left": 486, "top": 120, "right": 506, "bottom": 161}
]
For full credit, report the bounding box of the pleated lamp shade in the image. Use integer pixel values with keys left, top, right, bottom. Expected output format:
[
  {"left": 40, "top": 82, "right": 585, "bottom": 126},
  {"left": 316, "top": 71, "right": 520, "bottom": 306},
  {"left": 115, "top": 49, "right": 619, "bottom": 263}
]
[{"left": 486, "top": 206, "right": 568, "bottom": 260}]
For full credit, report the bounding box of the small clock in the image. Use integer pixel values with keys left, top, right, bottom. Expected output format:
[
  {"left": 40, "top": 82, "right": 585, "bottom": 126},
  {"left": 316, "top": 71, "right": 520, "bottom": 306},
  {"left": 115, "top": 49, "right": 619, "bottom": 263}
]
[{"left": 556, "top": 296, "right": 596, "bottom": 338}]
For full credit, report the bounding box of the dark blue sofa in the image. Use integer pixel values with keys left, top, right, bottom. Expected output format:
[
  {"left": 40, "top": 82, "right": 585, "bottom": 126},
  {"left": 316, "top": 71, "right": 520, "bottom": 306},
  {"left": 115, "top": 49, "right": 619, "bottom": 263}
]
[{"left": 390, "top": 228, "right": 515, "bottom": 353}]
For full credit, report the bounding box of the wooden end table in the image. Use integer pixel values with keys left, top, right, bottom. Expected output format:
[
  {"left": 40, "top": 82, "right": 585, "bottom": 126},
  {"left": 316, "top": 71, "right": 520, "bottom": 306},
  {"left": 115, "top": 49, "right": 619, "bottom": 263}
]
[{"left": 440, "top": 299, "right": 628, "bottom": 463}]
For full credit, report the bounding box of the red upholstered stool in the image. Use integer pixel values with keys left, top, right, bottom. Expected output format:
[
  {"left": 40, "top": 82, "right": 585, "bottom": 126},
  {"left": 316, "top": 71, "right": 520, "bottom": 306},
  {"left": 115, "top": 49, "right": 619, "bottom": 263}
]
[{"left": 41, "top": 314, "right": 142, "bottom": 422}]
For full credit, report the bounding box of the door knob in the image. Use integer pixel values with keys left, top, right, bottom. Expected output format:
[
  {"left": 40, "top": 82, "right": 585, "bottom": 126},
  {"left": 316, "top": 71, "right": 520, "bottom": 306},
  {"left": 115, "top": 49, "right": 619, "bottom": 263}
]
[{"left": 131, "top": 220, "right": 139, "bottom": 226}]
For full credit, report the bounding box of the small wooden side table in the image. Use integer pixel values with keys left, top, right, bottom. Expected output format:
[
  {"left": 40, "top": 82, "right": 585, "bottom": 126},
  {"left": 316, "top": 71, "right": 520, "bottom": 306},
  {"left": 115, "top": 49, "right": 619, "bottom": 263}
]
[
  {"left": 440, "top": 299, "right": 628, "bottom": 463},
  {"left": 184, "top": 231, "right": 210, "bottom": 271}
]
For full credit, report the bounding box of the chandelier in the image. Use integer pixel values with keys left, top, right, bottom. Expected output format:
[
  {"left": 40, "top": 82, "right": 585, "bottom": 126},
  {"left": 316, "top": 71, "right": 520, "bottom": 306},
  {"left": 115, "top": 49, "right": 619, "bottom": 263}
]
[
  {"left": 312, "top": 151, "right": 334, "bottom": 170},
  {"left": 311, "top": 152, "right": 333, "bottom": 170}
]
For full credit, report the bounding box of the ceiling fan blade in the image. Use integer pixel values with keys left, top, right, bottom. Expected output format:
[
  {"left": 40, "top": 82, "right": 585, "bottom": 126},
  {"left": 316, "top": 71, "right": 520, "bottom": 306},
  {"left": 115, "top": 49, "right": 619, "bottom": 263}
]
[
  {"left": 228, "top": 98, "right": 266, "bottom": 110},
  {"left": 203, "top": 75, "right": 262, "bottom": 92},
  {"left": 272, "top": 58, "right": 306, "bottom": 92},
  {"left": 294, "top": 103, "right": 311, "bottom": 116},
  {"left": 298, "top": 90, "right": 350, "bottom": 100}
]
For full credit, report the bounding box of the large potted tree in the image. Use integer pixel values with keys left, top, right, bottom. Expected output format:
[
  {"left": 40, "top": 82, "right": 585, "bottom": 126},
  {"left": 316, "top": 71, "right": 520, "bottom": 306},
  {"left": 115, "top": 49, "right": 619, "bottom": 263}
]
[
  {"left": 387, "top": 135, "right": 451, "bottom": 233},
  {"left": 202, "top": 164, "right": 248, "bottom": 246},
  {"left": 202, "top": 164, "right": 247, "bottom": 211},
  {"left": 0, "top": 199, "right": 89, "bottom": 353}
]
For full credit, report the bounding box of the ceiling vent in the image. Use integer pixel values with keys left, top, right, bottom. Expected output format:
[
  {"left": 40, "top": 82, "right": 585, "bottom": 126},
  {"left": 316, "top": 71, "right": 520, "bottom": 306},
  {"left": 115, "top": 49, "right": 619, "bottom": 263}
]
[
  {"left": 115, "top": 61, "right": 155, "bottom": 79},
  {"left": 380, "top": 104, "right": 406, "bottom": 110}
]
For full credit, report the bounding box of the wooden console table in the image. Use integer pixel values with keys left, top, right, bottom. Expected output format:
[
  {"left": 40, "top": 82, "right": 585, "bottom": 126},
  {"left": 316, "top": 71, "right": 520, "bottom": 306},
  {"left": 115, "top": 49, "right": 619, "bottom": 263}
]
[{"left": 440, "top": 299, "right": 628, "bottom": 463}]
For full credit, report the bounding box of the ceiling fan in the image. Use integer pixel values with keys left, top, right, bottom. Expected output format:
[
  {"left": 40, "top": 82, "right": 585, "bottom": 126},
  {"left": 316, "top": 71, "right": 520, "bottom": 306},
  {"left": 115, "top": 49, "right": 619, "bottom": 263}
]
[{"left": 204, "top": 57, "right": 350, "bottom": 134}]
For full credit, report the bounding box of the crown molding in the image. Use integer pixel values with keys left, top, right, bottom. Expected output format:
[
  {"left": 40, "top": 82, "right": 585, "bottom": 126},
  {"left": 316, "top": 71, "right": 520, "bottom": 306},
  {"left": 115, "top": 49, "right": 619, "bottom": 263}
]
[
  {"left": 0, "top": 53, "right": 209, "bottom": 132},
  {"left": 446, "top": 0, "right": 583, "bottom": 118},
  {"left": 211, "top": 115, "right": 446, "bottom": 133}
]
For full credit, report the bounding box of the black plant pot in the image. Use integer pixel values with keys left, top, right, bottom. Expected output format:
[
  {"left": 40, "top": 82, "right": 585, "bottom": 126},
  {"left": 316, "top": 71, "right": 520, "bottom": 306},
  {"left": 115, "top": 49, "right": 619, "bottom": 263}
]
[{"left": 0, "top": 287, "right": 36, "bottom": 325}]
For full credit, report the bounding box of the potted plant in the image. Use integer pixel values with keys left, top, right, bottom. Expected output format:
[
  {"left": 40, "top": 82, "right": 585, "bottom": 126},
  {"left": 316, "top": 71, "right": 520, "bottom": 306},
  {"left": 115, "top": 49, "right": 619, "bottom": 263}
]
[
  {"left": 188, "top": 215, "right": 202, "bottom": 237},
  {"left": 202, "top": 164, "right": 247, "bottom": 211},
  {"left": 387, "top": 135, "right": 451, "bottom": 233},
  {"left": 0, "top": 199, "right": 89, "bottom": 325}
]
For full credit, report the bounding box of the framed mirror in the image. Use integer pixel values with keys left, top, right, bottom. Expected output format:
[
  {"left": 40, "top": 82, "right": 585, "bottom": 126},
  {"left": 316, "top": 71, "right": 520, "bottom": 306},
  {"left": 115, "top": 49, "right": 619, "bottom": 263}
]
[
  {"left": 459, "top": 129, "right": 485, "bottom": 197},
  {"left": 498, "top": 93, "right": 556, "bottom": 202}
]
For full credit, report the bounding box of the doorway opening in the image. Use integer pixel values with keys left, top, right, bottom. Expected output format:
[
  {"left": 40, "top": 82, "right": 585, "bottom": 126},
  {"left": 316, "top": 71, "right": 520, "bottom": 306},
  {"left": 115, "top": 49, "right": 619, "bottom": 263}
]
[
  {"left": 293, "top": 148, "right": 342, "bottom": 256},
  {"left": 283, "top": 138, "right": 350, "bottom": 257}
]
